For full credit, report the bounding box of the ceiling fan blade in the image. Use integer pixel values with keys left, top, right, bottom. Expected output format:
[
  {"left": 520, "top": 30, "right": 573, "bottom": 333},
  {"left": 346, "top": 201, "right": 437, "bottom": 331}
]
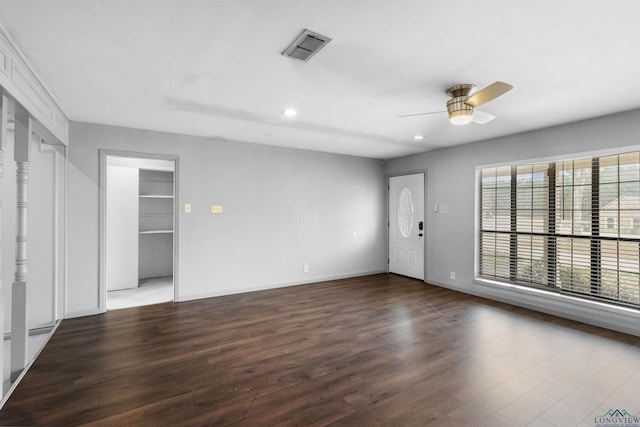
[
  {"left": 398, "top": 110, "right": 445, "bottom": 118},
  {"left": 465, "top": 81, "right": 513, "bottom": 107},
  {"left": 472, "top": 110, "right": 495, "bottom": 124}
]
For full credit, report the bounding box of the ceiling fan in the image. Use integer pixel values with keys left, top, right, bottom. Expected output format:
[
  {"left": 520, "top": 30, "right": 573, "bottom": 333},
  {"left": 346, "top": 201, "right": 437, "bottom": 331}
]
[{"left": 399, "top": 81, "right": 513, "bottom": 125}]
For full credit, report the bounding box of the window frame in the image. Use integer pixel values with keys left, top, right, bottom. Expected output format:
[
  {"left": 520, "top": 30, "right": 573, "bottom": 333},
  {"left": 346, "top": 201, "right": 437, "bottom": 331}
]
[{"left": 475, "top": 148, "right": 640, "bottom": 310}]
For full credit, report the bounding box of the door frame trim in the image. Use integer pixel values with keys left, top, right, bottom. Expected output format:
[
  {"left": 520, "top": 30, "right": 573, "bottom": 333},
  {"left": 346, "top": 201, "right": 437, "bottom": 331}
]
[
  {"left": 386, "top": 170, "right": 427, "bottom": 281},
  {"left": 98, "top": 149, "right": 180, "bottom": 313}
]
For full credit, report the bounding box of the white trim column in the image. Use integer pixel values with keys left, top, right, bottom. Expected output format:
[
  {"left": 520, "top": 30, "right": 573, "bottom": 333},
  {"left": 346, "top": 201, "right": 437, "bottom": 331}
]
[
  {"left": 0, "top": 94, "right": 7, "bottom": 394},
  {"left": 10, "top": 112, "right": 30, "bottom": 382}
]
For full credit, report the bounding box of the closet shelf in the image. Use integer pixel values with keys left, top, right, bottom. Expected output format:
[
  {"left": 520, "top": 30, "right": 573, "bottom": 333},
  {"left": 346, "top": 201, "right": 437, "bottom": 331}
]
[
  {"left": 139, "top": 230, "right": 174, "bottom": 235},
  {"left": 139, "top": 194, "right": 174, "bottom": 199},
  {"left": 140, "top": 178, "right": 173, "bottom": 183}
]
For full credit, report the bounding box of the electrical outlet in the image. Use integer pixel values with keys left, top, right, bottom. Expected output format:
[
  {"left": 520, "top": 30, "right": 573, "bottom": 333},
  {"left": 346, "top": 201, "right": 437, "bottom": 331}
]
[
  {"left": 210, "top": 205, "right": 223, "bottom": 214},
  {"left": 303, "top": 265, "right": 309, "bottom": 273},
  {"left": 184, "top": 203, "right": 191, "bottom": 213},
  {"left": 450, "top": 271, "right": 455, "bottom": 280}
]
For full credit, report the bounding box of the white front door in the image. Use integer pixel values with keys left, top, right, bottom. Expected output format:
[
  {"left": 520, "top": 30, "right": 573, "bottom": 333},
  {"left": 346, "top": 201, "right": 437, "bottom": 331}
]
[{"left": 389, "top": 173, "right": 425, "bottom": 280}]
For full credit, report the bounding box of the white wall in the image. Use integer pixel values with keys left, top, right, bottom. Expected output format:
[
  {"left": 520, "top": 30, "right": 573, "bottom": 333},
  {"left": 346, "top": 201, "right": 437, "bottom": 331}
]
[
  {"left": 385, "top": 108, "right": 640, "bottom": 336},
  {"left": 67, "top": 122, "right": 386, "bottom": 316}
]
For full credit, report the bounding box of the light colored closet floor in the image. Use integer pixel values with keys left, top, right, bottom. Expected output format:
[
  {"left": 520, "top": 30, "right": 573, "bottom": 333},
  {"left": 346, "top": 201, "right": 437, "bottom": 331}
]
[{"left": 107, "top": 276, "right": 173, "bottom": 311}]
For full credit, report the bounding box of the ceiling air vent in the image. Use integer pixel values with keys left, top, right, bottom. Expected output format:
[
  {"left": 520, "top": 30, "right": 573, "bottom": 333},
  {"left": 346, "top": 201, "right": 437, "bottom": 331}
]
[{"left": 282, "top": 29, "right": 332, "bottom": 62}]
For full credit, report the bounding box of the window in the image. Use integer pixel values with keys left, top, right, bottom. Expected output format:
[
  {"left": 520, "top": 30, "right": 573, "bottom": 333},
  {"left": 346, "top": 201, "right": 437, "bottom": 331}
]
[{"left": 478, "top": 151, "right": 640, "bottom": 308}]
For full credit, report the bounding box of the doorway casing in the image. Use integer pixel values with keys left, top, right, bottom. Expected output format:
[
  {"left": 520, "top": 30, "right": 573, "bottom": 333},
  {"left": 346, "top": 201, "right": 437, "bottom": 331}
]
[{"left": 98, "top": 149, "right": 180, "bottom": 313}]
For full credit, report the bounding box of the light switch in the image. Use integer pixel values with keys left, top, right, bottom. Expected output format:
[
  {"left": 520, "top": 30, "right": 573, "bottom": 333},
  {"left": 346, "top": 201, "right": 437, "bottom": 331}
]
[
  {"left": 184, "top": 203, "right": 191, "bottom": 213},
  {"left": 211, "top": 205, "right": 223, "bottom": 214}
]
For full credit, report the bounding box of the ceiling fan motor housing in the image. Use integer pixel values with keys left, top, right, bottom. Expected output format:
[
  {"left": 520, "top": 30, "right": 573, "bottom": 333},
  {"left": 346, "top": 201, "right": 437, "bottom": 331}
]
[
  {"left": 447, "top": 96, "right": 474, "bottom": 124},
  {"left": 445, "top": 84, "right": 476, "bottom": 98},
  {"left": 446, "top": 84, "right": 476, "bottom": 125}
]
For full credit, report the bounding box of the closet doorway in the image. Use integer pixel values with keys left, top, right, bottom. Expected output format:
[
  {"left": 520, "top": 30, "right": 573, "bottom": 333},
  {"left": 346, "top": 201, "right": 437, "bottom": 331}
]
[{"left": 100, "top": 152, "right": 178, "bottom": 311}]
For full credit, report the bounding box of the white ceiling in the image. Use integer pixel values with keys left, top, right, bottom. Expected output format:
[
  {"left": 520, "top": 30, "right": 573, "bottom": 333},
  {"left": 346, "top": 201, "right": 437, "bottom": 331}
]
[{"left": 0, "top": 1, "right": 639, "bottom": 159}]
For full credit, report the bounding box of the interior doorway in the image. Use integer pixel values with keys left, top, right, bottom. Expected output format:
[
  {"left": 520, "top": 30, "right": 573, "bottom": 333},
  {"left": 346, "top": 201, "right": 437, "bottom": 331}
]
[{"left": 100, "top": 152, "right": 178, "bottom": 311}]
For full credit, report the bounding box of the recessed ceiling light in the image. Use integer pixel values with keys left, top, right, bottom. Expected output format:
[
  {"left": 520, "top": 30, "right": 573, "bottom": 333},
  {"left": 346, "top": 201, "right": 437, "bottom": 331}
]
[
  {"left": 283, "top": 108, "right": 297, "bottom": 117},
  {"left": 413, "top": 135, "right": 424, "bottom": 140}
]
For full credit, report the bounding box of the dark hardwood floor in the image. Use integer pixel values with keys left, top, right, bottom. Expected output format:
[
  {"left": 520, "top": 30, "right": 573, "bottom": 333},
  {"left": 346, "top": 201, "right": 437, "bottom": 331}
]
[{"left": 1, "top": 273, "right": 639, "bottom": 426}]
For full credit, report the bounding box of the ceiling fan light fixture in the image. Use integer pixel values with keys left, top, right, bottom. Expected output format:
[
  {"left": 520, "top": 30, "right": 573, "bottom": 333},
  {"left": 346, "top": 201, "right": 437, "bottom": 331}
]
[
  {"left": 447, "top": 97, "right": 474, "bottom": 125},
  {"left": 449, "top": 111, "right": 473, "bottom": 125}
]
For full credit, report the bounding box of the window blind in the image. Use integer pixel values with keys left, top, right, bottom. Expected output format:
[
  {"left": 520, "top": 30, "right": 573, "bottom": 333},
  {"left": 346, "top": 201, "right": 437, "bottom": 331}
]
[{"left": 478, "top": 151, "right": 640, "bottom": 308}]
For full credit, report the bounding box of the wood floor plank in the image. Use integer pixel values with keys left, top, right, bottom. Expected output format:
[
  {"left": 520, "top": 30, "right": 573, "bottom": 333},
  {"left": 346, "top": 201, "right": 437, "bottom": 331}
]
[{"left": 1, "top": 273, "right": 639, "bottom": 426}]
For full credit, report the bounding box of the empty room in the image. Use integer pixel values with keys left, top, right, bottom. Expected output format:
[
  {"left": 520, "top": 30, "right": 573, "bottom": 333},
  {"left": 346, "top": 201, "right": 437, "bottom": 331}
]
[{"left": 1, "top": 1, "right": 640, "bottom": 426}]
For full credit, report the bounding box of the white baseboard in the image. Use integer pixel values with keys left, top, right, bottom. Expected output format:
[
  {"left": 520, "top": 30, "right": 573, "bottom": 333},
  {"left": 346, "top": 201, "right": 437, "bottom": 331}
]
[
  {"left": 64, "top": 307, "right": 101, "bottom": 319},
  {"left": 65, "top": 271, "right": 387, "bottom": 313},
  {"left": 178, "top": 270, "right": 387, "bottom": 302},
  {"left": 3, "top": 324, "right": 57, "bottom": 340}
]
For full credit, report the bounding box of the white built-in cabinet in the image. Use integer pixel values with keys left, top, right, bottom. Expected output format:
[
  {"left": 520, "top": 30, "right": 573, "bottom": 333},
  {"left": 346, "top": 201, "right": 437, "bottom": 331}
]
[{"left": 138, "top": 169, "right": 174, "bottom": 279}]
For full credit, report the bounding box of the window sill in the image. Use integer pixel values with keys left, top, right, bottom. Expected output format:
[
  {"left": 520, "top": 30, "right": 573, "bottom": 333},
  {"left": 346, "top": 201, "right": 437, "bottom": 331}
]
[{"left": 473, "top": 277, "right": 640, "bottom": 331}]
